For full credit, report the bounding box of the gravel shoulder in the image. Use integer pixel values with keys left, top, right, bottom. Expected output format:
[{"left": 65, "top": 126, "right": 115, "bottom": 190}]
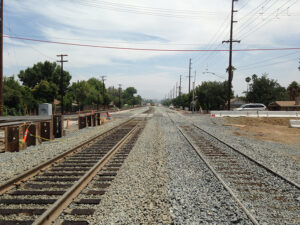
[
  {"left": 177, "top": 111, "right": 300, "bottom": 185},
  {"left": 160, "top": 108, "right": 252, "bottom": 225},
  {"left": 90, "top": 115, "right": 171, "bottom": 224},
  {"left": 0, "top": 117, "right": 130, "bottom": 185}
]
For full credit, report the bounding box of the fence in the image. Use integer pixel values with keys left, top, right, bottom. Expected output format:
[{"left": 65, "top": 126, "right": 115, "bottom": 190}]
[{"left": 210, "top": 111, "right": 300, "bottom": 118}]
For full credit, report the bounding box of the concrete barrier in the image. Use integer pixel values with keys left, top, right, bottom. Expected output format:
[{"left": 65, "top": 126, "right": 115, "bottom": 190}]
[
  {"left": 210, "top": 111, "right": 300, "bottom": 118},
  {"left": 289, "top": 120, "right": 300, "bottom": 128}
]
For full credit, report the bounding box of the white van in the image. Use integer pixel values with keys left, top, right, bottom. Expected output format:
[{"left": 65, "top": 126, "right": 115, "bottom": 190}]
[{"left": 235, "top": 103, "right": 266, "bottom": 111}]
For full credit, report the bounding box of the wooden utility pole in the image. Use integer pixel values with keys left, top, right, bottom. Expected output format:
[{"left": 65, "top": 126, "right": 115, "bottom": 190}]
[
  {"left": 179, "top": 75, "right": 182, "bottom": 97},
  {"left": 100, "top": 75, "right": 106, "bottom": 108},
  {"left": 57, "top": 54, "right": 68, "bottom": 115},
  {"left": 223, "top": 0, "right": 240, "bottom": 110},
  {"left": 118, "top": 84, "right": 122, "bottom": 108},
  {"left": 188, "top": 58, "right": 192, "bottom": 93},
  {"left": 192, "top": 71, "right": 197, "bottom": 113},
  {"left": 100, "top": 76, "right": 106, "bottom": 97},
  {"left": 0, "top": 0, "right": 3, "bottom": 116}
]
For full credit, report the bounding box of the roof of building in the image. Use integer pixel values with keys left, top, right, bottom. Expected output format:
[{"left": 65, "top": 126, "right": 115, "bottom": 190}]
[{"left": 269, "top": 101, "right": 300, "bottom": 107}]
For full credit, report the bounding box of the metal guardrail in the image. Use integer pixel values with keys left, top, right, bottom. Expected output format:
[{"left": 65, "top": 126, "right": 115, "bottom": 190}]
[{"left": 210, "top": 111, "right": 300, "bottom": 118}]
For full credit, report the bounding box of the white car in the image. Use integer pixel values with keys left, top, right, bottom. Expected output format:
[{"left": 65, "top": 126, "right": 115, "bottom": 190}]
[
  {"left": 169, "top": 104, "right": 174, "bottom": 109},
  {"left": 235, "top": 103, "right": 266, "bottom": 111}
]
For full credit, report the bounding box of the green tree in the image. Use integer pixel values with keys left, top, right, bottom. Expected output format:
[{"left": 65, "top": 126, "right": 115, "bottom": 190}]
[
  {"left": 195, "top": 81, "right": 232, "bottom": 110},
  {"left": 245, "top": 76, "right": 251, "bottom": 93},
  {"left": 69, "top": 81, "right": 89, "bottom": 110},
  {"left": 122, "top": 87, "right": 138, "bottom": 106},
  {"left": 32, "top": 80, "right": 58, "bottom": 104},
  {"left": 246, "top": 74, "right": 288, "bottom": 106},
  {"left": 18, "top": 61, "right": 72, "bottom": 91},
  {"left": 107, "top": 86, "right": 119, "bottom": 106},
  {"left": 87, "top": 78, "right": 105, "bottom": 108},
  {"left": 287, "top": 81, "right": 300, "bottom": 100},
  {"left": 3, "top": 76, "right": 35, "bottom": 115}
]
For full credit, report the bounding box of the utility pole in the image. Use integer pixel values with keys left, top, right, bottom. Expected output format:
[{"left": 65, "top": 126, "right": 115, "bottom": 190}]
[
  {"left": 118, "top": 84, "right": 122, "bottom": 109},
  {"left": 176, "top": 82, "right": 178, "bottom": 97},
  {"left": 0, "top": 0, "right": 3, "bottom": 116},
  {"left": 298, "top": 58, "right": 300, "bottom": 71},
  {"left": 100, "top": 75, "right": 106, "bottom": 99},
  {"left": 179, "top": 75, "right": 182, "bottom": 97},
  {"left": 173, "top": 86, "right": 176, "bottom": 99},
  {"left": 57, "top": 54, "right": 68, "bottom": 115},
  {"left": 100, "top": 75, "right": 106, "bottom": 108},
  {"left": 223, "top": 0, "right": 240, "bottom": 110},
  {"left": 188, "top": 58, "right": 192, "bottom": 93},
  {"left": 192, "top": 71, "right": 197, "bottom": 114}
]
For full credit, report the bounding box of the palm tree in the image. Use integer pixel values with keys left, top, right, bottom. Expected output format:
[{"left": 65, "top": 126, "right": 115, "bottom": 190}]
[
  {"left": 287, "top": 81, "right": 300, "bottom": 100},
  {"left": 245, "top": 77, "right": 251, "bottom": 93}
]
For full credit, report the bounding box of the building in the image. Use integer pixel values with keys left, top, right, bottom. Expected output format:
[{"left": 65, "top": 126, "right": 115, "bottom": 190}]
[{"left": 268, "top": 98, "right": 300, "bottom": 111}]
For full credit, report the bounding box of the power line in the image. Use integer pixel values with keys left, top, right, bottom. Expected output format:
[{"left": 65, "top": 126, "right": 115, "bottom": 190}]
[
  {"left": 3, "top": 35, "right": 300, "bottom": 52},
  {"left": 66, "top": 0, "right": 224, "bottom": 20},
  {"left": 238, "top": 0, "right": 299, "bottom": 40},
  {"left": 237, "top": 50, "right": 300, "bottom": 69},
  {"left": 238, "top": 56, "right": 299, "bottom": 71}
]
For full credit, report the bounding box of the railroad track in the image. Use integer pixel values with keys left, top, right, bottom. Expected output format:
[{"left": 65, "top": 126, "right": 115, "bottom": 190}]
[
  {"left": 167, "top": 112, "right": 300, "bottom": 225},
  {"left": 0, "top": 118, "right": 147, "bottom": 225}
]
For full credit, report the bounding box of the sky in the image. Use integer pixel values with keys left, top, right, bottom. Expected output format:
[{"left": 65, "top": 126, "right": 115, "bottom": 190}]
[{"left": 3, "top": 0, "right": 300, "bottom": 100}]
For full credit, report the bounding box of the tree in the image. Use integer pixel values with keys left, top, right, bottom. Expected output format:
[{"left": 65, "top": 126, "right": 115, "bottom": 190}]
[
  {"left": 246, "top": 74, "right": 288, "bottom": 106},
  {"left": 68, "top": 81, "right": 89, "bottom": 110},
  {"left": 3, "top": 76, "right": 35, "bottom": 115},
  {"left": 107, "top": 86, "right": 119, "bottom": 106},
  {"left": 245, "top": 77, "right": 251, "bottom": 93},
  {"left": 87, "top": 78, "right": 105, "bottom": 108},
  {"left": 122, "top": 87, "right": 138, "bottom": 106},
  {"left": 18, "top": 61, "right": 72, "bottom": 90},
  {"left": 287, "top": 81, "right": 300, "bottom": 100},
  {"left": 195, "top": 81, "right": 232, "bottom": 110},
  {"left": 32, "top": 80, "right": 58, "bottom": 104}
]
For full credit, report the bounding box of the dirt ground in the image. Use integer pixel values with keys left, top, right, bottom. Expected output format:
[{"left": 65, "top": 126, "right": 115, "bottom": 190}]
[{"left": 222, "top": 117, "right": 300, "bottom": 148}]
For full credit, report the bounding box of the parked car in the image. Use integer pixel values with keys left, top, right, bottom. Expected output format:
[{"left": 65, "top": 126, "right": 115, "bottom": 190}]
[
  {"left": 169, "top": 104, "right": 174, "bottom": 109},
  {"left": 235, "top": 103, "right": 266, "bottom": 111}
]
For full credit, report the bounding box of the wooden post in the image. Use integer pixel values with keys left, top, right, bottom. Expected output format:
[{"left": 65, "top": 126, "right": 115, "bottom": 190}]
[{"left": 5, "top": 126, "right": 19, "bottom": 152}]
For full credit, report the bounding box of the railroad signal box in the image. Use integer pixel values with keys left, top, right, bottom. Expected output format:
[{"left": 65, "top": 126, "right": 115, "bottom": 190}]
[{"left": 39, "top": 103, "right": 52, "bottom": 116}]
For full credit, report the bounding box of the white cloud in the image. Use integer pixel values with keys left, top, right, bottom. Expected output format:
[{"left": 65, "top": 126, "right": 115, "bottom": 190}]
[{"left": 4, "top": 0, "right": 300, "bottom": 99}]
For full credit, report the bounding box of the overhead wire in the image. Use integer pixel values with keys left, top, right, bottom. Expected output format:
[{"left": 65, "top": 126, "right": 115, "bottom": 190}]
[
  {"left": 4, "top": 34, "right": 300, "bottom": 52},
  {"left": 237, "top": 50, "right": 300, "bottom": 69},
  {"left": 237, "top": 0, "right": 295, "bottom": 37},
  {"left": 192, "top": 15, "right": 230, "bottom": 64},
  {"left": 238, "top": 0, "right": 299, "bottom": 40},
  {"left": 192, "top": 0, "right": 250, "bottom": 73},
  {"left": 64, "top": 0, "right": 224, "bottom": 19},
  {"left": 238, "top": 56, "right": 299, "bottom": 71}
]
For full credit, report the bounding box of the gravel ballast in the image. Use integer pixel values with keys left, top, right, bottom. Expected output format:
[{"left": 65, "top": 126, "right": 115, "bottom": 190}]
[
  {"left": 90, "top": 115, "right": 171, "bottom": 224},
  {"left": 160, "top": 108, "right": 252, "bottom": 224}
]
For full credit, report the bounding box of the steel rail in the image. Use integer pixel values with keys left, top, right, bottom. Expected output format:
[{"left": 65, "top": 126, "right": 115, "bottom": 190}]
[
  {"left": 193, "top": 123, "right": 300, "bottom": 190},
  {"left": 166, "top": 112, "right": 259, "bottom": 225},
  {"left": 0, "top": 118, "right": 134, "bottom": 195},
  {"left": 176, "top": 124, "right": 260, "bottom": 225},
  {"left": 33, "top": 124, "right": 139, "bottom": 225}
]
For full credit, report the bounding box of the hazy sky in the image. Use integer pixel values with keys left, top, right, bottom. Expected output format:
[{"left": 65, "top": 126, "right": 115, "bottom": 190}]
[{"left": 4, "top": 0, "right": 300, "bottom": 99}]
